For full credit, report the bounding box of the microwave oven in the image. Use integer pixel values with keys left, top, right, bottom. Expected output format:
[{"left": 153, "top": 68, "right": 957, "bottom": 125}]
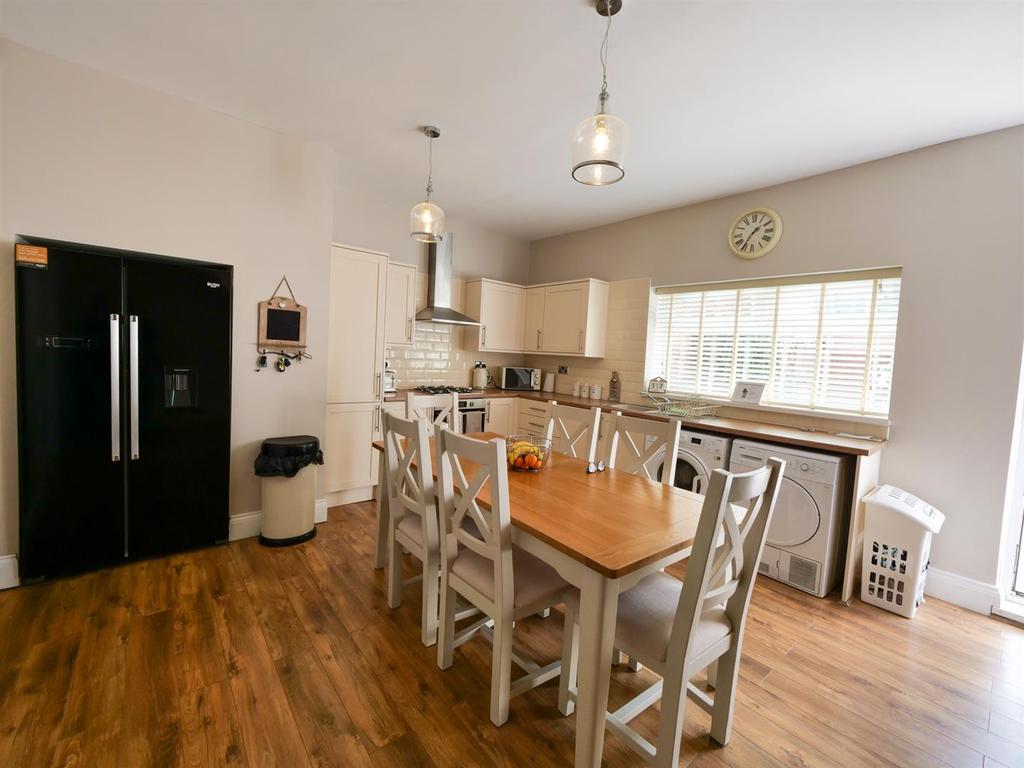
[{"left": 496, "top": 367, "right": 542, "bottom": 391}]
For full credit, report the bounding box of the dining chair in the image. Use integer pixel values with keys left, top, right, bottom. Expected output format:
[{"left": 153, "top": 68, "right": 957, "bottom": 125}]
[
  {"left": 558, "top": 458, "right": 785, "bottom": 766},
  {"left": 606, "top": 413, "right": 682, "bottom": 486},
  {"left": 406, "top": 391, "right": 461, "bottom": 433},
  {"left": 436, "top": 429, "right": 575, "bottom": 726},
  {"left": 544, "top": 401, "right": 601, "bottom": 462},
  {"left": 382, "top": 411, "right": 442, "bottom": 646}
]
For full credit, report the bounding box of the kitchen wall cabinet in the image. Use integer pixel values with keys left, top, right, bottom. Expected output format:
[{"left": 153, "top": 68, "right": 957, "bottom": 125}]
[
  {"left": 465, "top": 279, "right": 525, "bottom": 352},
  {"left": 524, "top": 286, "right": 546, "bottom": 353},
  {"left": 384, "top": 262, "right": 417, "bottom": 349},
  {"left": 484, "top": 397, "right": 516, "bottom": 436},
  {"left": 324, "top": 402, "right": 382, "bottom": 492},
  {"left": 466, "top": 277, "right": 608, "bottom": 357},
  {"left": 327, "top": 245, "right": 387, "bottom": 403}
]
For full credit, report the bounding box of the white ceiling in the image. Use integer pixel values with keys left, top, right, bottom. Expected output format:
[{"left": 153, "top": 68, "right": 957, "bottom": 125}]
[{"left": 2, "top": 1, "right": 1022, "bottom": 241}]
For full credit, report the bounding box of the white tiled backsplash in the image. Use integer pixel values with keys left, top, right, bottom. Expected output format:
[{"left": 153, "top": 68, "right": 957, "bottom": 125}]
[{"left": 386, "top": 275, "right": 524, "bottom": 388}]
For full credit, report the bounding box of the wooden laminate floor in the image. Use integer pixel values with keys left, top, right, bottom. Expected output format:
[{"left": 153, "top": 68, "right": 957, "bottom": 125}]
[{"left": 1, "top": 501, "right": 1023, "bottom": 767}]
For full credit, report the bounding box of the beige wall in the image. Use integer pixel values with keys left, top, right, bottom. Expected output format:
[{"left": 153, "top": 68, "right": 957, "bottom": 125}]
[
  {"left": 0, "top": 40, "right": 336, "bottom": 556},
  {"left": 530, "top": 126, "right": 1024, "bottom": 589}
]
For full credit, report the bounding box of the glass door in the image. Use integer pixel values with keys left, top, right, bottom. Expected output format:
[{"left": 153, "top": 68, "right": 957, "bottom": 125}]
[{"left": 1014, "top": 517, "right": 1024, "bottom": 596}]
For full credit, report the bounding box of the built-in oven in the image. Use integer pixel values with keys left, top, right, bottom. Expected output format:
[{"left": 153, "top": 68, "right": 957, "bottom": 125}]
[
  {"left": 496, "top": 366, "right": 541, "bottom": 391},
  {"left": 459, "top": 398, "right": 486, "bottom": 433}
]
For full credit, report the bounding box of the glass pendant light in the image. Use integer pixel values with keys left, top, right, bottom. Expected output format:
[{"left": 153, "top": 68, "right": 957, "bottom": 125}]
[
  {"left": 572, "top": 0, "right": 629, "bottom": 186},
  {"left": 410, "top": 126, "right": 445, "bottom": 243}
]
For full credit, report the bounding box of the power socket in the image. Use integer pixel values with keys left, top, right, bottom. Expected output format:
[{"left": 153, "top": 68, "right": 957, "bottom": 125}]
[{"left": 558, "top": 366, "right": 569, "bottom": 374}]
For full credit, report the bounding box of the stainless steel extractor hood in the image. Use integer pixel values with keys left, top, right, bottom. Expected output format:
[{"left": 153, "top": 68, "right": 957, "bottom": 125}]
[{"left": 414, "top": 233, "right": 480, "bottom": 326}]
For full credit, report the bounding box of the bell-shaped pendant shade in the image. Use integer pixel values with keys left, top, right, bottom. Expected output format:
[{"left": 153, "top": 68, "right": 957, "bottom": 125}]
[
  {"left": 410, "top": 200, "right": 446, "bottom": 243},
  {"left": 572, "top": 112, "right": 628, "bottom": 185}
]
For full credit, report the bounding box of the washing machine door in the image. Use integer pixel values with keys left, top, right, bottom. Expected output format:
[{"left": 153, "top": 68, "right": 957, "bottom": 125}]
[
  {"left": 767, "top": 477, "right": 820, "bottom": 547},
  {"left": 655, "top": 447, "right": 709, "bottom": 494}
]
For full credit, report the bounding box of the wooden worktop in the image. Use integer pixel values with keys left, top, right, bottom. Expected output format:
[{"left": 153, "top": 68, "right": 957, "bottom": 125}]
[{"left": 385, "top": 387, "right": 884, "bottom": 457}]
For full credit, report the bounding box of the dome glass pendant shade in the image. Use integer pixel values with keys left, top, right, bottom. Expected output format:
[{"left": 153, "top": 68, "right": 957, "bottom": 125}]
[
  {"left": 572, "top": 0, "right": 628, "bottom": 186},
  {"left": 410, "top": 126, "right": 446, "bottom": 243}
]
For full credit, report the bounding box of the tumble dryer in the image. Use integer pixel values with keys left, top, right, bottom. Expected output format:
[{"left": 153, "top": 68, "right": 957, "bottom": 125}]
[{"left": 730, "top": 439, "right": 850, "bottom": 598}]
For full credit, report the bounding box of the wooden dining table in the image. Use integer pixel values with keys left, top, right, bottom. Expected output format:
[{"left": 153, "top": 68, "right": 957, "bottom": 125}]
[{"left": 371, "top": 432, "right": 707, "bottom": 768}]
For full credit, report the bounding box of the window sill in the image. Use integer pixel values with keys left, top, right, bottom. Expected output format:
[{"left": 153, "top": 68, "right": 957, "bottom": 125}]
[{"left": 663, "top": 393, "right": 892, "bottom": 428}]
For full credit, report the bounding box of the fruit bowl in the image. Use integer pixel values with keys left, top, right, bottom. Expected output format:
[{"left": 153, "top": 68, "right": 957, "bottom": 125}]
[{"left": 505, "top": 435, "right": 551, "bottom": 472}]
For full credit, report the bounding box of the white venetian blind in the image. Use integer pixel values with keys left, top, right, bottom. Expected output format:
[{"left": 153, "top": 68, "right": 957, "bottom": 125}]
[{"left": 652, "top": 269, "right": 902, "bottom": 417}]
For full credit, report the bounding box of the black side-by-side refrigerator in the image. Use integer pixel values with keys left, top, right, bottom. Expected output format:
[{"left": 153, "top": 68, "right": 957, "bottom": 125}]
[{"left": 15, "top": 236, "right": 232, "bottom": 581}]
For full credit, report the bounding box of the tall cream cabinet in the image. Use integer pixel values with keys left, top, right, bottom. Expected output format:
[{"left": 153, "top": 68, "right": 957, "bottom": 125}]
[
  {"left": 464, "top": 279, "right": 525, "bottom": 353},
  {"left": 325, "top": 244, "right": 387, "bottom": 504},
  {"left": 385, "top": 262, "right": 417, "bottom": 348},
  {"left": 466, "top": 277, "right": 608, "bottom": 357}
]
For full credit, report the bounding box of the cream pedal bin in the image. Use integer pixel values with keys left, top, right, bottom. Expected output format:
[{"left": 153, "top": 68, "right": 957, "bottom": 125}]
[{"left": 255, "top": 435, "right": 323, "bottom": 546}]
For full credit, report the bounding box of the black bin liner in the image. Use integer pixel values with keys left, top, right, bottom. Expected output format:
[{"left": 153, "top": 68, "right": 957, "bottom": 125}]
[{"left": 254, "top": 435, "right": 324, "bottom": 478}]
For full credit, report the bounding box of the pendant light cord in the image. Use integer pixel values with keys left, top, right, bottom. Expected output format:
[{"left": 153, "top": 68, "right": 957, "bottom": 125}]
[
  {"left": 598, "top": 1, "right": 612, "bottom": 112},
  {"left": 425, "top": 134, "right": 434, "bottom": 202}
]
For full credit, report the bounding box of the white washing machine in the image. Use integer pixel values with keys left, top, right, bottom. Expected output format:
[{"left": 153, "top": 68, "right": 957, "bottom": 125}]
[
  {"left": 655, "top": 429, "right": 733, "bottom": 494},
  {"left": 730, "top": 439, "right": 849, "bottom": 598}
]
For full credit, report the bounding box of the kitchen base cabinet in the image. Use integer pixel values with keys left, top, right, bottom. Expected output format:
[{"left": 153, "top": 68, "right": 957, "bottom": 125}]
[
  {"left": 484, "top": 398, "right": 516, "bottom": 436},
  {"left": 324, "top": 402, "right": 382, "bottom": 500}
]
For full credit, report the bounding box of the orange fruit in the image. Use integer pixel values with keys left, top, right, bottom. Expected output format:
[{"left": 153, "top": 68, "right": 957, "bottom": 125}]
[
  {"left": 525, "top": 454, "right": 538, "bottom": 469},
  {"left": 515, "top": 456, "right": 526, "bottom": 468}
]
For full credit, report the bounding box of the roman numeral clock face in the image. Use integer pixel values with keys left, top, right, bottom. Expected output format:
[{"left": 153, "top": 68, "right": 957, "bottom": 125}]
[{"left": 729, "top": 208, "right": 782, "bottom": 259}]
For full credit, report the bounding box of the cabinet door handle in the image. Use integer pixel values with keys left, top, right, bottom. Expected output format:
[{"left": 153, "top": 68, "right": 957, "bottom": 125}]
[
  {"left": 481, "top": 325, "right": 487, "bottom": 347},
  {"left": 129, "top": 315, "right": 140, "bottom": 460},
  {"left": 109, "top": 314, "right": 121, "bottom": 462},
  {"left": 485, "top": 402, "right": 491, "bottom": 424},
  {"left": 536, "top": 329, "right": 541, "bottom": 350},
  {"left": 578, "top": 328, "right": 584, "bottom": 351},
  {"left": 375, "top": 372, "right": 382, "bottom": 398},
  {"left": 407, "top": 317, "right": 413, "bottom": 341},
  {"left": 374, "top": 405, "right": 380, "bottom": 432}
]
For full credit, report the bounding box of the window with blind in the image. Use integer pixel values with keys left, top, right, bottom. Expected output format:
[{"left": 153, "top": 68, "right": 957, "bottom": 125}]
[{"left": 651, "top": 269, "right": 902, "bottom": 418}]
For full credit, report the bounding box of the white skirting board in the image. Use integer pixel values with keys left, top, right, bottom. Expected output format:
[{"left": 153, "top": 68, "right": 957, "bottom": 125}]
[
  {"left": 0, "top": 555, "right": 19, "bottom": 591},
  {"left": 924, "top": 567, "right": 1001, "bottom": 615},
  {"left": 228, "top": 498, "right": 329, "bottom": 542}
]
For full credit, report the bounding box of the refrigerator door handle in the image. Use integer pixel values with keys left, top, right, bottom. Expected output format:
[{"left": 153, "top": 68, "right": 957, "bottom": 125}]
[
  {"left": 110, "top": 314, "right": 121, "bottom": 462},
  {"left": 129, "top": 315, "right": 140, "bottom": 460}
]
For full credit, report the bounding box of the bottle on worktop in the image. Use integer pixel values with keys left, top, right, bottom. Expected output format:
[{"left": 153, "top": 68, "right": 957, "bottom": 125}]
[{"left": 608, "top": 371, "right": 621, "bottom": 403}]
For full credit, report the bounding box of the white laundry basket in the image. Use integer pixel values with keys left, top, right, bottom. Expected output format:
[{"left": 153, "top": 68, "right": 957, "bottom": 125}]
[{"left": 861, "top": 485, "right": 945, "bottom": 618}]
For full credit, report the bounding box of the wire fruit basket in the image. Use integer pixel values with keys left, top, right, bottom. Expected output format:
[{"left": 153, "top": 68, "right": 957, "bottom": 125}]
[
  {"left": 505, "top": 435, "right": 551, "bottom": 472},
  {"left": 655, "top": 397, "right": 719, "bottom": 421}
]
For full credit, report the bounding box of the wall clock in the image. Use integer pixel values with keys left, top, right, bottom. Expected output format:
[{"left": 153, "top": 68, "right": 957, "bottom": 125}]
[{"left": 729, "top": 207, "right": 782, "bottom": 259}]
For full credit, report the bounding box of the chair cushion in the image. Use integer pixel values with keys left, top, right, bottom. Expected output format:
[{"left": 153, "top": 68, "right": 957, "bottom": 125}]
[
  {"left": 397, "top": 514, "right": 478, "bottom": 549},
  {"left": 396, "top": 513, "right": 424, "bottom": 545},
  {"left": 450, "top": 547, "right": 570, "bottom": 610},
  {"left": 569, "top": 571, "right": 732, "bottom": 665}
]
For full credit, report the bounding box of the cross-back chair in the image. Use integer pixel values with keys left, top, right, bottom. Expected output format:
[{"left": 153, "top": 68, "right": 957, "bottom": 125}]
[
  {"left": 406, "top": 391, "right": 460, "bottom": 433},
  {"left": 558, "top": 458, "right": 785, "bottom": 766},
  {"left": 382, "top": 411, "right": 442, "bottom": 646},
  {"left": 606, "top": 413, "right": 682, "bottom": 486},
  {"left": 544, "top": 401, "right": 601, "bottom": 462},
  {"left": 436, "top": 429, "right": 574, "bottom": 726}
]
